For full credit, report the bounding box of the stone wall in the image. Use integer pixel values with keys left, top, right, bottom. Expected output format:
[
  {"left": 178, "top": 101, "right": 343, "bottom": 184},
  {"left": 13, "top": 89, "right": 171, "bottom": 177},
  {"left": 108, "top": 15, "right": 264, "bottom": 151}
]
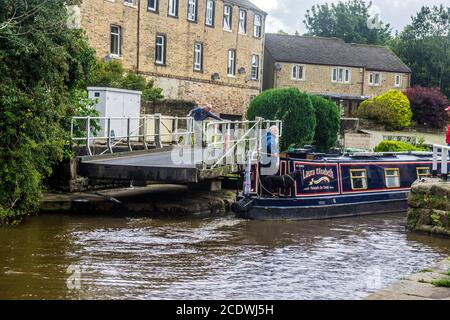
[
  {"left": 79, "top": 0, "right": 265, "bottom": 116},
  {"left": 407, "top": 179, "right": 450, "bottom": 237}
]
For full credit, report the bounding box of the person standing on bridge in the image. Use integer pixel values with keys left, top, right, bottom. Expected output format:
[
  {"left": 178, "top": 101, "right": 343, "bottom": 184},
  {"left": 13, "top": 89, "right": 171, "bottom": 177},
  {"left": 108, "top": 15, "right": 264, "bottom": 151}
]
[
  {"left": 446, "top": 106, "right": 450, "bottom": 147},
  {"left": 188, "top": 103, "right": 223, "bottom": 147}
]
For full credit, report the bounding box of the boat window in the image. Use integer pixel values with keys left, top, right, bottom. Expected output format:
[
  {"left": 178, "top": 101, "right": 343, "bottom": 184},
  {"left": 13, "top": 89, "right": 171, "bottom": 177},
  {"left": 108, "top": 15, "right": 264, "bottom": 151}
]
[
  {"left": 350, "top": 169, "right": 368, "bottom": 190},
  {"left": 385, "top": 168, "right": 400, "bottom": 188},
  {"left": 416, "top": 167, "right": 430, "bottom": 179}
]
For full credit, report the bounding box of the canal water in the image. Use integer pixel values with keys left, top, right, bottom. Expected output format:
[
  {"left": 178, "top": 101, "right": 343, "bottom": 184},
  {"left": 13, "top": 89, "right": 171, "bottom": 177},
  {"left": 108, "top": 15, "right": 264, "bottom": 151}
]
[{"left": 0, "top": 212, "right": 449, "bottom": 300}]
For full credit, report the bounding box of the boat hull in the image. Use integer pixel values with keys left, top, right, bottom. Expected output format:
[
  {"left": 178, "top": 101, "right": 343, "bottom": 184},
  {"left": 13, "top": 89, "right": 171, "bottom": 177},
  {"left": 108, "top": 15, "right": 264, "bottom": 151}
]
[{"left": 235, "top": 192, "right": 409, "bottom": 220}]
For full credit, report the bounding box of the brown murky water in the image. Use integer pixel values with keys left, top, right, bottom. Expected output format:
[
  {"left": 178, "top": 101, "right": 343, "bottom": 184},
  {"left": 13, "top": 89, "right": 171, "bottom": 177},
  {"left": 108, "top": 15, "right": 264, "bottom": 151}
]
[{"left": 0, "top": 212, "right": 449, "bottom": 300}]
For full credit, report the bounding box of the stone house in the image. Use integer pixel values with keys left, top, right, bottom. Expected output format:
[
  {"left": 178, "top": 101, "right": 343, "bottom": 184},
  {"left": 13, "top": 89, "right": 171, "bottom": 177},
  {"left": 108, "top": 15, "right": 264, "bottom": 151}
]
[
  {"left": 263, "top": 33, "right": 411, "bottom": 115},
  {"left": 77, "top": 0, "right": 266, "bottom": 118}
]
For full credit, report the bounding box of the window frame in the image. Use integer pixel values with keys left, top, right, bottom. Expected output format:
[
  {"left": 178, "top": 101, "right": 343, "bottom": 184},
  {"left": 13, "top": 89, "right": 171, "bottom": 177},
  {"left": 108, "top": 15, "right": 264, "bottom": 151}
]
[
  {"left": 395, "top": 74, "right": 402, "bottom": 87},
  {"left": 238, "top": 9, "right": 247, "bottom": 34},
  {"left": 251, "top": 54, "right": 259, "bottom": 80},
  {"left": 416, "top": 167, "right": 430, "bottom": 179},
  {"left": 168, "top": 0, "right": 179, "bottom": 17},
  {"left": 227, "top": 49, "right": 236, "bottom": 76},
  {"left": 155, "top": 34, "right": 166, "bottom": 65},
  {"left": 350, "top": 169, "right": 368, "bottom": 190},
  {"left": 193, "top": 42, "right": 203, "bottom": 72},
  {"left": 187, "top": 0, "right": 198, "bottom": 22},
  {"left": 384, "top": 168, "right": 400, "bottom": 189},
  {"left": 369, "top": 72, "right": 381, "bottom": 86},
  {"left": 223, "top": 4, "right": 232, "bottom": 31},
  {"left": 147, "top": 0, "right": 158, "bottom": 12},
  {"left": 205, "top": 0, "right": 215, "bottom": 27},
  {"left": 291, "top": 64, "right": 305, "bottom": 81},
  {"left": 123, "top": 0, "right": 138, "bottom": 8},
  {"left": 253, "top": 14, "right": 262, "bottom": 38},
  {"left": 110, "top": 25, "right": 122, "bottom": 57},
  {"left": 332, "top": 67, "right": 351, "bottom": 84}
]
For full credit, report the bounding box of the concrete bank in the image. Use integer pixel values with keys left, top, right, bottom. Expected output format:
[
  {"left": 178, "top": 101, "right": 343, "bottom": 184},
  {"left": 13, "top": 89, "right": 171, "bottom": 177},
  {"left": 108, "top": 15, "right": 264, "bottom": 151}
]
[
  {"left": 407, "top": 178, "right": 450, "bottom": 237},
  {"left": 41, "top": 184, "right": 237, "bottom": 217},
  {"left": 367, "top": 258, "right": 450, "bottom": 300}
]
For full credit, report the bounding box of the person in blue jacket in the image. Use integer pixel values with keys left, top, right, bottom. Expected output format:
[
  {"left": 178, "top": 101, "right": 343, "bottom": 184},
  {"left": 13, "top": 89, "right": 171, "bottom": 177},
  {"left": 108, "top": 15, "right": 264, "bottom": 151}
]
[{"left": 188, "top": 104, "right": 223, "bottom": 147}]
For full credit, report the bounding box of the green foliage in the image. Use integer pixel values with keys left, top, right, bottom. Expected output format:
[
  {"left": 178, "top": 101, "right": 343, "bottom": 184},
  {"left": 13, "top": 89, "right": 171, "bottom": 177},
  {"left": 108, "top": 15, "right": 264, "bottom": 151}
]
[
  {"left": 431, "top": 278, "right": 450, "bottom": 287},
  {"left": 0, "top": 0, "right": 96, "bottom": 224},
  {"left": 303, "top": 0, "right": 392, "bottom": 44},
  {"left": 310, "top": 95, "right": 340, "bottom": 152},
  {"left": 374, "top": 141, "right": 426, "bottom": 152},
  {"left": 355, "top": 90, "right": 412, "bottom": 129},
  {"left": 90, "top": 60, "right": 164, "bottom": 102},
  {"left": 390, "top": 5, "right": 450, "bottom": 97},
  {"left": 247, "top": 88, "right": 316, "bottom": 150}
]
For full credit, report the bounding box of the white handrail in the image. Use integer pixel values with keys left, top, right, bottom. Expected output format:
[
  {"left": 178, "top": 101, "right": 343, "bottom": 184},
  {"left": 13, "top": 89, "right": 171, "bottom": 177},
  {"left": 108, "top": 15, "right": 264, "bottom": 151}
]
[{"left": 432, "top": 144, "right": 449, "bottom": 180}]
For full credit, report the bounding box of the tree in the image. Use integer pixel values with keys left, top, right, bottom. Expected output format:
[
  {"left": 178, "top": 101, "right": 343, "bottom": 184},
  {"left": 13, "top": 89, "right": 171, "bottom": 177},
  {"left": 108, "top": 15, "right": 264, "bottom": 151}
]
[
  {"left": 89, "top": 59, "right": 164, "bottom": 103},
  {"left": 310, "top": 96, "right": 340, "bottom": 152},
  {"left": 0, "top": 0, "right": 95, "bottom": 223},
  {"left": 304, "top": 0, "right": 392, "bottom": 45},
  {"left": 404, "top": 86, "right": 449, "bottom": 129},
  {"left": 277, "top": 29, "right": 288, "bottom": 35},
  {"left": 391, "top": 5, "right": 450, "bottom": 97},
  {"left": 247, "top": 88, "right": 316, "bottom": 150}
]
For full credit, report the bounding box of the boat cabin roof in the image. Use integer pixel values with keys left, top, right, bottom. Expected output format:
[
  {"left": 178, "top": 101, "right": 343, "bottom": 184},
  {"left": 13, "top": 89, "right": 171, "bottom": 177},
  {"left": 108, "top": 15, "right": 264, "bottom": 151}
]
[{"left": 286, "top": 151, "right": 434, "bottom": 163}]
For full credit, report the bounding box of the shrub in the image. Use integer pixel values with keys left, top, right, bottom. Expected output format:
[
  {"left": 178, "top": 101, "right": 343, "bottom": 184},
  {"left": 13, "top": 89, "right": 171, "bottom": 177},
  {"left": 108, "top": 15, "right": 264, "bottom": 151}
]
[
  {"left": 404, "top": 86, "right": 449, "bottom": 129},
  {"left": 247, "top": 88, "right": 316, "bottom": 149},
  {"left": 374, "top": 140, "right": 426, "bottom": 152},
  {"left": 355, "top": 90, "right": 412, "bottom": 129},
  {"left": 90, "top": 60, "right": 164, "bottom": 103},
  {"left": 310, "top": 95, "right": 340, "bottom": 152}
]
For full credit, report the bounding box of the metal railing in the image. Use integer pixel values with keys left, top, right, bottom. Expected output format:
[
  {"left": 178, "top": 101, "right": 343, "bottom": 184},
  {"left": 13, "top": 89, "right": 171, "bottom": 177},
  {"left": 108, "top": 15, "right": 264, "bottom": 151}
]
[
  {"left": 71, "top": 114, "right": 194, "bottom": 156},
  {"left": 432, "top": 144, "right": 450, "bottom": 181}
]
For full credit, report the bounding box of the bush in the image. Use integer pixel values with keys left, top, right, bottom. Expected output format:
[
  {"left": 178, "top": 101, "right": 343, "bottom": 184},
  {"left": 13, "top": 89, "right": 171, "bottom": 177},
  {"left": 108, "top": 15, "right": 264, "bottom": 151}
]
[
  {"left": 374, "top": 140, "right": 426, "bottom": 152},
  {"left": 355, "top": 90, "right": 412, "bottom": 129},
  {"left": 310, "top": 95, "right": 340, "bottom": 152},
  {"left": 247, "top": 88, "right": 316, "bottom": 149},
  {"left": 404, "top": 86, "right": 449, "bottom": 129},
  {"left": 90, "top": 60, "right": 164, "bottom": 103}
]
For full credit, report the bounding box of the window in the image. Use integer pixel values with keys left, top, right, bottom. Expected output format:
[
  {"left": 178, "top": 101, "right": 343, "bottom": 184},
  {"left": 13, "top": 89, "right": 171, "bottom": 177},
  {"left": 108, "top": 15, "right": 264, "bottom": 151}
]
[
  {"left": 205, "top": 0, "right": 215, "bottom": 26},
  {"left": 155, "top": 34, "right": 166, "bottom": 65},
  {"left": 350, "top": 169, "right": 368, "bottom": 190},
  {"left": 187, "top": 0, "right": 197, "bottom": 22},
  {"left": 416, "top": 167, "right": 430, "bottom": 179},
  {"left": 291, "top": 64, "right": 305, "bottom": 80},
  {"left": 194, "top": 42, "right": 203, "bottom": 71},
  {"left": 227, "top": 49, "right": 236, "bottom": 76},
  {"left": 369, "top": 72, "right": 381, "bottom": 86},
  {"left": 332, "top": 67, "right": 350, "bottom": 83},
  {"left": 124, "top": 0, "right": 137, "bottom": 7},
  {"left": 395, "top": 74, "right": 401, "bottom": 87},
  {"left": 148, "top": 0, "right": 158, "bottom": 12},
  {"left": 168, "top": 0, "right": 178, "bottom": 17},
  {"left": 238, "top": 9, "right": 246, "bottom": 34},
  {"left": 254, "top": 14, "right": 262, "bottom": 38},
  {"left": 385, "top": 168, "right": 400, "bottom": 188},
  {"left": 251, "top": 54, "right": 259, "bottom": 80},
  {"left": 223, "top": 5, "right": 232, "bottom": 31},
  {"left": 110, "top": 25, "right": 121, "bottom": 56}
]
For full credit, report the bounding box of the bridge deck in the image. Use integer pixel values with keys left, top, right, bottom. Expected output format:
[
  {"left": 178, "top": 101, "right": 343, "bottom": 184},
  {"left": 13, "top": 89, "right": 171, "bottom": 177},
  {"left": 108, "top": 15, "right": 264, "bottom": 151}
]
[{"left": 78, "top": 147, "right": 236, "bottom": 183}]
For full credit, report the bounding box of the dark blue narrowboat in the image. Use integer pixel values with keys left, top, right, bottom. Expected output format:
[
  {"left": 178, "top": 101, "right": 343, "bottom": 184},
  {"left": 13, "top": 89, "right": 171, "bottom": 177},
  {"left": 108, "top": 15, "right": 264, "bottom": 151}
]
[{"left": 232, "top": 150, "right": 446, "bottom": 220}]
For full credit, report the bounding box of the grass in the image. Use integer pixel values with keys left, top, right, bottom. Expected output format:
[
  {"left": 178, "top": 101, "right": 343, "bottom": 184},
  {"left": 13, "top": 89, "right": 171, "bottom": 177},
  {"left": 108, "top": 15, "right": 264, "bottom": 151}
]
[
  {"left": 431, "top": 278, "right": 450, "bottom": 288},
  {"left": 419, "top": 268, "right": 433, "bottom": 273}
]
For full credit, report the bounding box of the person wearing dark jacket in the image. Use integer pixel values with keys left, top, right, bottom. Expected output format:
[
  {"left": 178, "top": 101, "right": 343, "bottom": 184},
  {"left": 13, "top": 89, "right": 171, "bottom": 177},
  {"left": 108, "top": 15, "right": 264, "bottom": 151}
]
[{"left": 187, "top": 104, "right": 223, "bottom": 147}]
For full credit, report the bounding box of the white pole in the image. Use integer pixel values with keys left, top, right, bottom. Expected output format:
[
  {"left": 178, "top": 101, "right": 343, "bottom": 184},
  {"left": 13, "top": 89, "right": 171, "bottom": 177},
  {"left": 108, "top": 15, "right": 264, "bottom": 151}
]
[{"left": 432, "top": 144, "right": 438, "bottom": 177}]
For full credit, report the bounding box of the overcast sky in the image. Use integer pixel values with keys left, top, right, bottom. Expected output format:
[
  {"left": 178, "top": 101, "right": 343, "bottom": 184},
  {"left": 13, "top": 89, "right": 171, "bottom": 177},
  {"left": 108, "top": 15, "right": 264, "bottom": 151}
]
[{"left": 252, "top": 0, "right": 447, "bottom": 35}]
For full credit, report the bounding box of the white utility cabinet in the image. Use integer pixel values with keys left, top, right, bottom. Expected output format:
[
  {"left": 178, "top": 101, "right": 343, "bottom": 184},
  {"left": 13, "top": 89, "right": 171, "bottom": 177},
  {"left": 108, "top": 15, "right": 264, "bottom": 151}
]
[{"left": 88, "top": 87, "right": 142, "bottom": 141}]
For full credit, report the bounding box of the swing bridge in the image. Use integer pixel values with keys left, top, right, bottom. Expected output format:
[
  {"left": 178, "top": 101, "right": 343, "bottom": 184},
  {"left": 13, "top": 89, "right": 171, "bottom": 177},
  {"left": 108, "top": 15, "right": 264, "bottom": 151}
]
[{"left": 71, "top": 115, "right": 282, "bottom": 184}]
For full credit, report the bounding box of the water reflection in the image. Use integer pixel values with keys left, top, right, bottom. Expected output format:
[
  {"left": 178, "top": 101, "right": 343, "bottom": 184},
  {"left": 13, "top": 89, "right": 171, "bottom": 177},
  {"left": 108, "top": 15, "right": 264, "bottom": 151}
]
[{"left": 0, "top": 213, "right": 449, "bottom": 299}]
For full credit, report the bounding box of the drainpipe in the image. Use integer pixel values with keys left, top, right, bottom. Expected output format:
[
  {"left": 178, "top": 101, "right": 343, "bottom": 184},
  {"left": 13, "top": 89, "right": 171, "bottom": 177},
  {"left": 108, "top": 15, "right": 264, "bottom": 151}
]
[{"left": 136, "top": 0, "right": 141, "bottom": 73}]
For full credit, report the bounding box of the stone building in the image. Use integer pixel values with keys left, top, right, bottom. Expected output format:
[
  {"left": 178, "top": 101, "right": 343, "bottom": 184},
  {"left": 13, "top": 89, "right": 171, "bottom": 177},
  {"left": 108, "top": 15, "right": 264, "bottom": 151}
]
[
  {"left": 263, "top": 33, "right": 411, "bottom": 115},
  {"left": 77, "top": 0, "right": 266, "bottom": 118}
]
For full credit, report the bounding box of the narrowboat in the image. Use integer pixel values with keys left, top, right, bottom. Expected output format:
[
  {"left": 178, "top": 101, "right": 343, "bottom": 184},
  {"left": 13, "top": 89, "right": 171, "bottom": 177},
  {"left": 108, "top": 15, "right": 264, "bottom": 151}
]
[{"left": 232, "top": 149, "right": 445, "bottom": 220}]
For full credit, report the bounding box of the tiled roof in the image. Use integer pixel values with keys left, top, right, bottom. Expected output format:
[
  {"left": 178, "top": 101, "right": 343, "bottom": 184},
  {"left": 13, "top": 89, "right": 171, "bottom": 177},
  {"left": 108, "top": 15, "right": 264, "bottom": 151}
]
[{"left": 265, "top": 33, "right": 411, "bottom": 73}]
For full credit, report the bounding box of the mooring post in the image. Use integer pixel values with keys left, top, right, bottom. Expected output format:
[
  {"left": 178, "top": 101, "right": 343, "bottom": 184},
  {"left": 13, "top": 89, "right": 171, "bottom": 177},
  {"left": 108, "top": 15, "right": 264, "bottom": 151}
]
[{"left": 154, "top": 113, "right": 162, "bottom": 149}]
